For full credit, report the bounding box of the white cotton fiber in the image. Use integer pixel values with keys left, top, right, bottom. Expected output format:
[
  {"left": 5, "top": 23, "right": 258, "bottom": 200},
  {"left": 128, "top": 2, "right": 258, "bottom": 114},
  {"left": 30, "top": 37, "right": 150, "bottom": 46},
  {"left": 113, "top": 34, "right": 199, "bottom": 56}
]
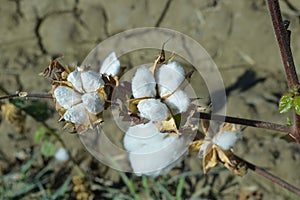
[
  {"left": 132, "top": 66, "right": 156, "bottom": 98},
  {"left": 157, "top": 62, "right": 185, "bottom": 97},
  {"left": 55, "top": 147, "right": 69, "bottom": 162},
  {"left": 54, "top": 86, "right": 81, "bottom": 109},
  {"left": 100, "top": 52, "right": 121, "bottom": 77},
  {"left": 212, "top": 130, "right": 242, "bottom": 150},
  {"left": 137, "top": 99, "right": 169, "bottom": 122}
]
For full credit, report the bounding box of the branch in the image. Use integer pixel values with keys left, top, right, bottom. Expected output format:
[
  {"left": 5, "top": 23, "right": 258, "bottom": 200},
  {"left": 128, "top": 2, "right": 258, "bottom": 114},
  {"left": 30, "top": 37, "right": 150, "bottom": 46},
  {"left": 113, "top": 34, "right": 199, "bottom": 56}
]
[
  {"left": 196, "top": 112, "right": 292, "bottom": 134},
  {"left": 0, "top": 92, "right": 53, "bottom": 100},
  {"left": 234, "top": 154, "right": 300, "bottom": 196},
  {"left": 266, "top": 0, "right": 299, "bottom": 88},
  {"left": 266, "top": 0, "right": 300, "bottom": 142}
]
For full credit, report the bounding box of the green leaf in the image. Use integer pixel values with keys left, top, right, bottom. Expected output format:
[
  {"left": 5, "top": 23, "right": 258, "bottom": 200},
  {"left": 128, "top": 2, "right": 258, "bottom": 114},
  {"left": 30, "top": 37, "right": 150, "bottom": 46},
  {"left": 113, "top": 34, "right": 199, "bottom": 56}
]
[
  {"left": 293, "top": 96, "right": 300, "bottom": 115},
  {"left": 41, "top": 141, "right": 55, "bottom": 157},
  {"left": 279, "top": 94, "right": 293, "bottom": 113},
  {"left": 34, "top": 127, "right": 46, "bottom": 143}
]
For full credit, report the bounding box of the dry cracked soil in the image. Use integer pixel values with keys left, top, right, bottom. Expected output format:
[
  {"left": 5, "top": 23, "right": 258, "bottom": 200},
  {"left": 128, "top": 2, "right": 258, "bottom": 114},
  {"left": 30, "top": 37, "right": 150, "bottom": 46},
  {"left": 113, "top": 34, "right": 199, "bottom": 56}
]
[{"left": 1, "top": 0, "right": 300, "bottom": 199}]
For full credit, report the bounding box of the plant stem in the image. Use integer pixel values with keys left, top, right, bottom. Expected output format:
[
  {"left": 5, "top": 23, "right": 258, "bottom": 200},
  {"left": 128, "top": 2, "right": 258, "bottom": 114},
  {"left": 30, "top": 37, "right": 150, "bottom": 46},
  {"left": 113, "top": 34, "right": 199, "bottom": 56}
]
[
  {"left": 234, "top": 155, "right": 300, "bottom": 196},
  {"left": 266, "top": 0, "right": 300, "bottom": 142},
  {"left": 196, "top": 112, "right": 292, "bottom": 134},
  {"left": 0, "top": 92, "right": 53, "bottom": 100}
]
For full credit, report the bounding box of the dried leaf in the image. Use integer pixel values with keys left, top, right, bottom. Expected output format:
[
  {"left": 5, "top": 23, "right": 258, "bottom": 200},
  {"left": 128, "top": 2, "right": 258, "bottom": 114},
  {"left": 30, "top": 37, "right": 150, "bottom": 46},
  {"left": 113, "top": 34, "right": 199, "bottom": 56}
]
[{"left": 203, "top": 147, "right": 218, "bottom": 174}]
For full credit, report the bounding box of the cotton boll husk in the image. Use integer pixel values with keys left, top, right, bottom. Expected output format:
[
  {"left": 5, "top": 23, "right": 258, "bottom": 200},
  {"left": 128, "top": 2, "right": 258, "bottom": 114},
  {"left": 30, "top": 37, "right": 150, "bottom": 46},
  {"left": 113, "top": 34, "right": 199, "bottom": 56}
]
[
  {"left": 55, "top": 147, "right": 69, "bottom": 162},
  {"left": 67, "top": 71, "right": 84, "bottom": 93},
  {"left": 54, "top": 86, "right": 81, "bottom": 109},
  {"left": 137, "top": 99, "right": 168, "bottom": 122},
  {"left": 132, "top": 66, "right": 156, "bottom": 98},
  {"left": 100, "top": 52, "right": 120, "bottom": 76},
  {"left": 81, "top": 93, "right": 105, "bottom": 114},
  {"left": 124, "top": 122, "right": 189, "bottom": 176},
  {"left": 63, "top": 103, "right": 88, "bottom": 124},
  {"left": 164, "top": 90, "right": 190, "bottom": 114},
  {"left": 81, "top": 71, "right": 104, "bottom": 92},
  {"left": 212, "top": 129, "right": 242, "bottom": 150},
  {"left": 157, "top": 62, "right": 185, "bottom": 97}
]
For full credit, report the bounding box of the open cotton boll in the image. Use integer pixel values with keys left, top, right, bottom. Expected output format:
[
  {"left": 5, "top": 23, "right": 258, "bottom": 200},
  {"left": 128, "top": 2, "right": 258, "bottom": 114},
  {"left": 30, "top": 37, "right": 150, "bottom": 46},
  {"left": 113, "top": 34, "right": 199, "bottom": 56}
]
[
  {"left": 131, "top": 66, "right": 156, "bottom": 98},
  {"left": 157, "top": 62, "right": 185, "bottom": 97},
  {"left": 124, "top": 122, "right": 187, "bottom": 176},
  {"left": 137, "top": 99, "right": 169, "bottom": 121},
  {"left": 100, "top": 52, "right": 121, "bottom": 76},
  {"left": 55, "top": 147, "right": 69, "bottom": 162},
  {"left": 212, "top": 129, "right": 242, "bottom": 150}
]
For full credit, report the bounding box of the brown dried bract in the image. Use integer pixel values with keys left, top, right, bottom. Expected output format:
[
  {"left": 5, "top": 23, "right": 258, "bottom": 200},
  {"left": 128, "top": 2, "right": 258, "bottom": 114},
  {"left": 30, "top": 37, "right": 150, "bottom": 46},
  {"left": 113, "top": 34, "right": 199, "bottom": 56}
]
[{"left": 39, "top": 60, "right": 71, "bottom": 83}]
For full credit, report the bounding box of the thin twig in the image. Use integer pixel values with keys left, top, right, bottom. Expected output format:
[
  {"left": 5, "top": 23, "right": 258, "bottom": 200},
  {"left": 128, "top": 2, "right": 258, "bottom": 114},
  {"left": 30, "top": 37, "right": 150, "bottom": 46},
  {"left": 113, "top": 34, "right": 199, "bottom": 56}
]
[
  {"left": 196, "top": 112, "right": 292, "bottom": 134},
  {"left": 0, "top": 92, "right": 53, "bottom": 100},
  {"left": 266, "top": 0, "right": 300, "bottom": 142},
  {"left": 234, "top": 154, "right": 300, "bottom": 196}
]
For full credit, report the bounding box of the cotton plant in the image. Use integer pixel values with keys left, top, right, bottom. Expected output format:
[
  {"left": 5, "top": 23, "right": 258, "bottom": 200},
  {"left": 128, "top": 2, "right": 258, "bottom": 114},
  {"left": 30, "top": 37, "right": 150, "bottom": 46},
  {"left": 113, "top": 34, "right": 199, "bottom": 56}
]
[
  {"left": 189, "top": 119, "right": 247, "bottom": 176},
  {"left": 123, "top": 55, "right": 194, "bottom": 176},
  {"left": 41, "top": 52, "right": 120, "bottom": 132}
]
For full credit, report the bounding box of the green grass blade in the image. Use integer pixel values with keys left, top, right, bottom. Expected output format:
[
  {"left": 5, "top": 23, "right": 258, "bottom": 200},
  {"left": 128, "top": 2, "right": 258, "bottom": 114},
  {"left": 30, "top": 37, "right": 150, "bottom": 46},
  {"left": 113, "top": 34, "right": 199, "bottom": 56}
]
[{"left": 176, "top": 177, "right": 184, "bottom": 200}]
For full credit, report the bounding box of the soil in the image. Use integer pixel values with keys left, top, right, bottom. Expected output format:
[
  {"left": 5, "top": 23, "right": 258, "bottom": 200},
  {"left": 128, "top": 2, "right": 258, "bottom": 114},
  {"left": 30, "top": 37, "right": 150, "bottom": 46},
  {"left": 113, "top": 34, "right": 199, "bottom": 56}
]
[{"left": 1, "top": 0, "right": 300, "bottom": 199}]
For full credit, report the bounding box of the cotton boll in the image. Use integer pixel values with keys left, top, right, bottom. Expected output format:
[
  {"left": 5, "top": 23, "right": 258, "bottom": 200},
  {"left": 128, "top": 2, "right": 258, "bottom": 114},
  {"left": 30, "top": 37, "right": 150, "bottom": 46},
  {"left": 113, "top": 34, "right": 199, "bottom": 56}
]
[
  {"left": 55, "top": 147, "right": 69, "bottom": 162},
  {"left": 157, "top": 62, "right": 185, "bottom": 97},
  {"left": 137, "top": 99, "right": 169, "bottom": 121},
  {"left": 212, "top": 130, "right": 242, "bottom": 150},
  {"left": 132, "top": 66, "right": 156, "bottom": 98},
  {"left": 54, "top": 86, "right": 81, "bottom": 109}
]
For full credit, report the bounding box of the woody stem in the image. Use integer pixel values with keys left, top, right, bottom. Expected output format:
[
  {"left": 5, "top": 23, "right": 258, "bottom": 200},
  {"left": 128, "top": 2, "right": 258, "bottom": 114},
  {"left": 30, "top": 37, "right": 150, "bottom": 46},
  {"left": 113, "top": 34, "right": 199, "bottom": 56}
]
[
  {"left": 266, "top": 0, "right": 300, "bottom": 142},
  {"left": 197, "top": 111, "right": 292, "bottom": 134},
  {"left": 234, "top": 154, "right": 300, "bottom": 196}
]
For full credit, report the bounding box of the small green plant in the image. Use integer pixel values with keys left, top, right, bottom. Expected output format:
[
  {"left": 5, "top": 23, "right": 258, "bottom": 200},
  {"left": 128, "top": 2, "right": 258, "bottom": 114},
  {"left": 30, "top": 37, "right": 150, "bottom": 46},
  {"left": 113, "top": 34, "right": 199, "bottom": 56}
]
[{"left": 34, "top": 127, "right": 56, "bottom": 157}]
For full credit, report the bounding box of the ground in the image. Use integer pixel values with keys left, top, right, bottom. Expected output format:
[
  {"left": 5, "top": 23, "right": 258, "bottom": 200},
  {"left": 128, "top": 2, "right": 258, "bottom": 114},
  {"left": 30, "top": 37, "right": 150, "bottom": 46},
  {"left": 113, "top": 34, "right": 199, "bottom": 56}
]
[{"left": 1, "top": 0, "right": 300, "bottom": 199}]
